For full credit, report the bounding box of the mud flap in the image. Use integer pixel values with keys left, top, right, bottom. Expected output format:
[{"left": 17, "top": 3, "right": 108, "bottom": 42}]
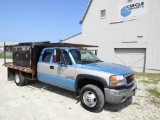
[{"left": 8, "top": 68, "right": 15, "bottom": 81}]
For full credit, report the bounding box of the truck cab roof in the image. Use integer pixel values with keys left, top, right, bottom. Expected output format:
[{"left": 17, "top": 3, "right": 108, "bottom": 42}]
[{"left": 43, "top": 47, "right": 80, "bottom": 52}]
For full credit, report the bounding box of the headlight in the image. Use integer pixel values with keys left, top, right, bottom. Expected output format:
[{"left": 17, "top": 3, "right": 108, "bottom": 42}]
[{"left": 109, "top": 75, "right": 124, "bottom": 86}]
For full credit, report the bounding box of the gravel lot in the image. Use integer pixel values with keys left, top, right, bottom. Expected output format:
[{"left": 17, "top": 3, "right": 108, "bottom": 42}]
[{"left": 0, "top": 59, "right": 160, "bottom": 120}]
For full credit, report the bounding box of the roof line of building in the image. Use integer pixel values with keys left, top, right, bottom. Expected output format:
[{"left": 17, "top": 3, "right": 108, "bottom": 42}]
[
  {"left": 79, "top": 0, "right": 93, "bottom": 24},
  {"left": 59, "top": 33, "right": 82, "bottom": 42}
]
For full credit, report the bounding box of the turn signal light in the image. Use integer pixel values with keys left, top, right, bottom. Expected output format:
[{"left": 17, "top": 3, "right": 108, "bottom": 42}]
[{"left": 110, "top": 76, "right": 116, "bottom": 81}]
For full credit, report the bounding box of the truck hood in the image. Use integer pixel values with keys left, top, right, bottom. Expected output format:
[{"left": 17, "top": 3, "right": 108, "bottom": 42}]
[{"left": 82, "top": 62, "right": 133, "bottom": 75}]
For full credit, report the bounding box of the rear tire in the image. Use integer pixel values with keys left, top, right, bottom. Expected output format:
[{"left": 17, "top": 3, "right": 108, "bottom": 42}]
[
  {"left": 14, "top": 71, "right": 26, "bottom": 86},
  {"left": 80, "top": 84, "right": 105, "bottom": 112}
]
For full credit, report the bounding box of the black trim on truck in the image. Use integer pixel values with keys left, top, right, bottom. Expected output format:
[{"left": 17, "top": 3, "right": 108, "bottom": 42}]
[
  {"left": 75, "top": 74, "right": 108, "bottom": 96},
  {"left": 105, "top": 81, "right": 135, "bottom": 90},
  {"left": 76, "top": 74, "right": 108, "bottom": 86}
]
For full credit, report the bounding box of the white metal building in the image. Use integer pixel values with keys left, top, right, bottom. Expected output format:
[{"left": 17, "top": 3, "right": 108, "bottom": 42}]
[{"left": 61, "top": 0, "right": 160, "bottom": 73}]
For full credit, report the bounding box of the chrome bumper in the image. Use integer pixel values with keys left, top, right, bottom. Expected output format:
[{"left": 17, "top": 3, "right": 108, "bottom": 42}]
[{"left": 104, "top": 80, "right": 137, "bottom": 104}]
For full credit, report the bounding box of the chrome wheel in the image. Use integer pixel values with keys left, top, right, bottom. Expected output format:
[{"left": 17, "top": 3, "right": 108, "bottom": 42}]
[
  {"left": 83, "top": 91, "right": 97, "bottom": 107},
  {"left": 15, "top": 74, "right": 20, "bottom": 83}
]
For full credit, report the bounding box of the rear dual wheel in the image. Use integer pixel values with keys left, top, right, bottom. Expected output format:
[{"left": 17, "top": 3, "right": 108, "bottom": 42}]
[{"left": 14, "top": 71, "right": 26, "bottom": 86}]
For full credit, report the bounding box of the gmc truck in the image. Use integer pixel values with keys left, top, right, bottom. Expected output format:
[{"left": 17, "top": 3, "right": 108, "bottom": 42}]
[{"left": 3, "top": 42, "right": 137, "bottom": 112}]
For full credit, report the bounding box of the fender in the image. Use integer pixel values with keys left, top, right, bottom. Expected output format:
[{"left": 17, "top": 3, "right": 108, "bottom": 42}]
[{"left": 75, "top": 74, "right": 108, "bottom": 96}]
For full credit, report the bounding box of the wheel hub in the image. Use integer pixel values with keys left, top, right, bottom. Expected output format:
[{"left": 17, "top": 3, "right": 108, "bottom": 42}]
[
  {"left": 15, "top": 74, "right": 20, "bottom": 83},
  {"left": 83, "top": 91, "right": 97, "bottom": 107}
]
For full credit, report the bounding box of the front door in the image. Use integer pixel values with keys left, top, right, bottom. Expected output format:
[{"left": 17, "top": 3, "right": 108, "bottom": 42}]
[
  {"left": 56, "top": 49, "right": 76, "bottom": 91},
  {"left": 37, "top": 48, "right": 76, "bottom": 91}
]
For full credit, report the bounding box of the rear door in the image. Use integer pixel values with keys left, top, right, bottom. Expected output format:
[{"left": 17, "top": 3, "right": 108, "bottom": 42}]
[{"left": 37, "top": 48, "right": 58, "bottom": 84}]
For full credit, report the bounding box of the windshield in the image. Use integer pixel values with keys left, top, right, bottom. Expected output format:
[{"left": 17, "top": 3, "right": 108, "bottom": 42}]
[{"left": 70, "top": 49, "right": 102, "bottom": 64}]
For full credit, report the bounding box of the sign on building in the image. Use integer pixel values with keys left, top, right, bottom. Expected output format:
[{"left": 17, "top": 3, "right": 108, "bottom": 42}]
[{"left": 118, "top": 0, "right": 148, "bottom": 19}]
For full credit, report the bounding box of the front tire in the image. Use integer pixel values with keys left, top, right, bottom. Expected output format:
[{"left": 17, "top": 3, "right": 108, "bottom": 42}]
[
  {"left": 14, "top": 71, "right": 26, "bottom": 86},
  {"left": 80, "top": 84, "right": 105, "bottom": 112}
]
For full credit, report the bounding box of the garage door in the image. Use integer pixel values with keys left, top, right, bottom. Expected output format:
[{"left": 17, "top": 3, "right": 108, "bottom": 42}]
[{"left": 114, "top": 48, "right": 146, "bottom": 72}]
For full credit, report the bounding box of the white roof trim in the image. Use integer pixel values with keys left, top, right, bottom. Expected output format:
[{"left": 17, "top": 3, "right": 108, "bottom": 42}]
[
  {"left": 79, "top": 0, "right": 93, "bottom": 24},
  {"left": 60, "top": 33, "right": 82, "bottom": 42}
]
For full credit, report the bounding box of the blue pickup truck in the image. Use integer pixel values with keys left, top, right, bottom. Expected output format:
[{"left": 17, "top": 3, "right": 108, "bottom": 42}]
[{"left": 4, "top": 42, "right": 137, "bottom": 112}]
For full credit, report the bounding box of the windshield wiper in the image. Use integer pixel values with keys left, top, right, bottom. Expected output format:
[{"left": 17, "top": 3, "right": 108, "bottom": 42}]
[
  {"left": 92, "top": 60, "right": 103, "bottom": 63},
  {"left": 81, "top": 60, "right": 93, "bottom": 64},
  {"left": 80, "top": 60, "right": 103, "bottom": 64}
]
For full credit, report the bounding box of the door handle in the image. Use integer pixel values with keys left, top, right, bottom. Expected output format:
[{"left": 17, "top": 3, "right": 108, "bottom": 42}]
[{"left": 50, "top": 66, "right": 54, "bottom": 69}]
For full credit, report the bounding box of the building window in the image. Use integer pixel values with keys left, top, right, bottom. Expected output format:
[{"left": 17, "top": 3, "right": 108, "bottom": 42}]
[{"left": 101, "top": 9, "right": 106, "bottom": 18}]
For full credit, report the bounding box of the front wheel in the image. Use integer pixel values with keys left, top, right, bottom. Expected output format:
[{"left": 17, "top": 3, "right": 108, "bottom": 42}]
[{"left": 80, "top": 84, "right": 105, "bottom": 112}]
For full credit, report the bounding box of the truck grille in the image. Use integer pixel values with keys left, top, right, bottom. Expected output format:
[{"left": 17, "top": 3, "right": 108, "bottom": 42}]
[{"left": 126, "top": 74, "right": 134, "bottom": 84}]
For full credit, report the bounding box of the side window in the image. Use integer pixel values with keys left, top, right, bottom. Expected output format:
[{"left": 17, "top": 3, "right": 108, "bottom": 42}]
[
  {"left": 42, "top": 49, "right": 53, "bottom": 62},
  {"left": 56, "top": 50, "right": 72, "bottom": 65},
  {"left": 71, "top": 51, "right": 81, "bottom": 63}
]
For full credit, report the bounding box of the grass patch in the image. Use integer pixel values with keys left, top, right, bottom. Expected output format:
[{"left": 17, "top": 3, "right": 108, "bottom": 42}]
[
  {"left": 147, "top": 88, "right": 160, "bottom": 107},
  {"left": 141, "top": 80, "right": 152, "bottom": 84},
  {"left": 141, "top": 79, "right": 159, "bottom": 84},
  {"left": 0, "top": 56, "right": 12, "bottom": 59},
  {"left": 135, "top": 72, "right": 160, "bottom": 84},
  {"left": 147, "top": 88, "right": 160, "bottom": 98},
  {"left": 135, "top": 72, "right": 160, "bottom": 80},
  {"left": 132, "top": 102, "right": 140, "bottom": 105},
  {"left": 150, "top": 97, "right": 160, "bottom": 107},
  {"left": 135, "top": 72, "right": 160, "bottom": 107}
]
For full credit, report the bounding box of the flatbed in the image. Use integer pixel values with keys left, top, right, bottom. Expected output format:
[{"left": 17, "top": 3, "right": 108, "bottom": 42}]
[{"left": 3, "top": 62, "right": 33, "bottom": 73}]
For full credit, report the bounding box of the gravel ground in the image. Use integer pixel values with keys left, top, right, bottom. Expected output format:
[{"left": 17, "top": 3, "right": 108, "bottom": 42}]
[{"left": 0, "top": 59, "right": 160, "bottom": 120}]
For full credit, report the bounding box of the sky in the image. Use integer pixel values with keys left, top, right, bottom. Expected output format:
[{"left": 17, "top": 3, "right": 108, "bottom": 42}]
[{"left": 0, "top": 0, "right": 88, "bottom": 43}]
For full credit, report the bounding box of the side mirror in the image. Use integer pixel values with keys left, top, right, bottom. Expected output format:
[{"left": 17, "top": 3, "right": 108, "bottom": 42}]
[
  {"left": 59, "top": 62, "right": 67, "bottom": 67},
  {"left": 59, "top": 58, "right": 67, "bottom": 67}
]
